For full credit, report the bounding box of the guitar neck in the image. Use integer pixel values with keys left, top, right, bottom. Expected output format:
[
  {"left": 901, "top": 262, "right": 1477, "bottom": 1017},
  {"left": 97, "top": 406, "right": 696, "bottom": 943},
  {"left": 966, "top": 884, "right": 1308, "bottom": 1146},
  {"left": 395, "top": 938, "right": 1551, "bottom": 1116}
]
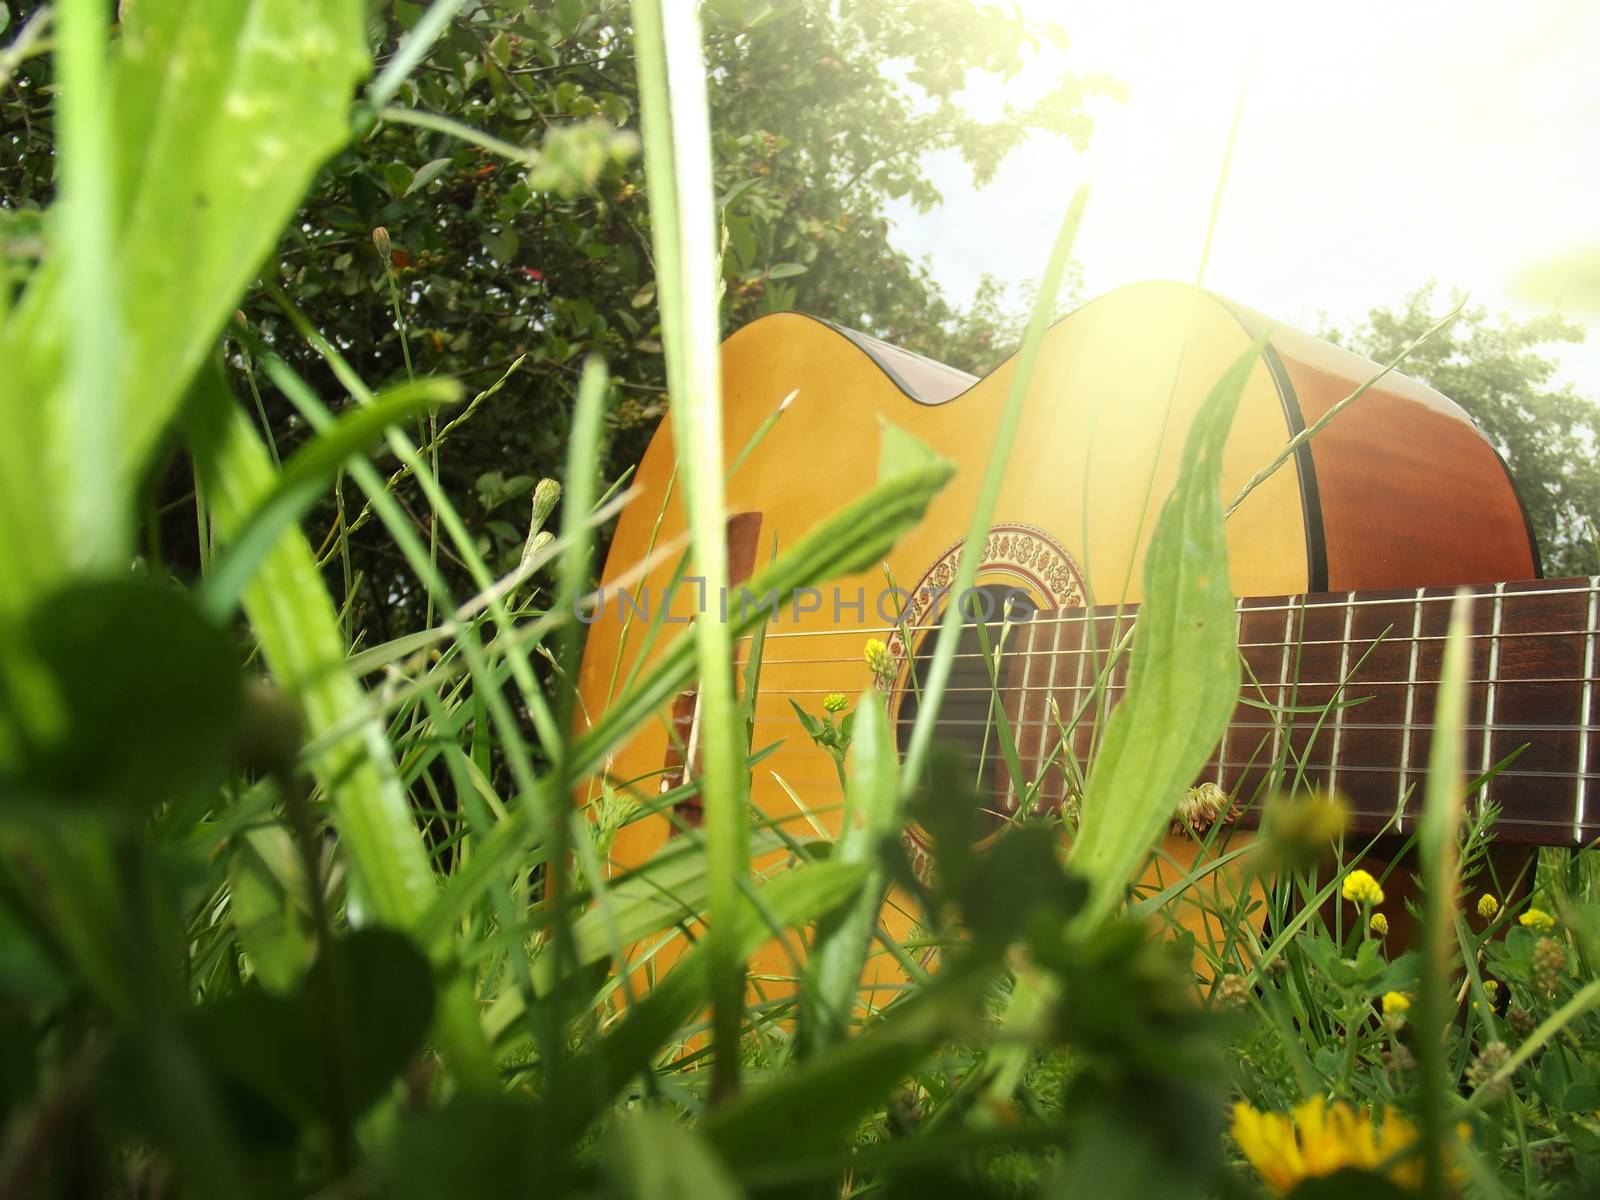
[{"left": 1006, "top": 577, "right": 1600, "bottom": 846}]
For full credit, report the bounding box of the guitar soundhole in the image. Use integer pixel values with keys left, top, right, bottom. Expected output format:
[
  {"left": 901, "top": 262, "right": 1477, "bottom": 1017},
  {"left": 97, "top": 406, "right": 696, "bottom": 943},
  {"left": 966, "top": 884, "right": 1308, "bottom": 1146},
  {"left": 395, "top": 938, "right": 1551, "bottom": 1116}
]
[{"left": 895, "top": 583, "right": 1037, "bottom": 837}]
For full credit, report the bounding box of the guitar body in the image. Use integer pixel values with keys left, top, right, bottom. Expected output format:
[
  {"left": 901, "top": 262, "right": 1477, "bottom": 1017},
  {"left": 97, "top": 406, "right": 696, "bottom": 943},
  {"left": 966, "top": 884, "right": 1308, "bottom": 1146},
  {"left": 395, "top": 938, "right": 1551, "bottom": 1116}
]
[{"left": 575, "top": 280, "right": 1539, "bottom": 970}]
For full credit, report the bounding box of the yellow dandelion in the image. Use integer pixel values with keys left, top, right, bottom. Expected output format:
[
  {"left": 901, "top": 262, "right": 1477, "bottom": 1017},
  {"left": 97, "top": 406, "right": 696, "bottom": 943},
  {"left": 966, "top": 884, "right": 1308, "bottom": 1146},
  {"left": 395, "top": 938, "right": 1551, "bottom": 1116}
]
[
  {"left": 1477, "top": 893, "right": 1500, "bottom": 920},
  {"left": 1369, "top": 912, "right": 1389, "bottom": 937},
  {"left": 1341, "top": 868, "right": 1384, "bottom": 907},
  {"left": 1519, "top": 907, "right": 1555, "bottom": 933},
  {"left": 1231, "top": 1097, "right": 1456, "bottom": 1194},
  {"left": 1382, "top": 991, "right": 1411, "bottom": 1016}
]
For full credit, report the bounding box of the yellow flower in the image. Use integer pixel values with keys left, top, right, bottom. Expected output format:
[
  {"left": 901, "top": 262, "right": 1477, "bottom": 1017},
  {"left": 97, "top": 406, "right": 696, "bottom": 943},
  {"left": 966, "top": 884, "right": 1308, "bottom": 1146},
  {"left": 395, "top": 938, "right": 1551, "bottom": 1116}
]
[
  {"left": 822, "top": 693, "right": 848, "bottom": 714},
  {"left": 1382, "top": 991, "right": 1411, "bottom": 1016},
  {"left": 1483, "top": 979, "right": 1500, "bottom": 1001},
  {"left": 1477, "top": 893, "right": 1500, "bottom": 920},
  {"left": 1341, "top": 868, "right": 1384, "bottom": 907},
  {"left": 1519, "top": 907, "right": 1555, "bottom": 933},
  {"left": 1369, "top": 912, "right": 1389, "bottom": 937},
  {"left": 1231, "top": 1097, "right": 1453, "bottom": 1194},
  {"left": 863, "top": 638, "right": 895, "bottom": 681}
]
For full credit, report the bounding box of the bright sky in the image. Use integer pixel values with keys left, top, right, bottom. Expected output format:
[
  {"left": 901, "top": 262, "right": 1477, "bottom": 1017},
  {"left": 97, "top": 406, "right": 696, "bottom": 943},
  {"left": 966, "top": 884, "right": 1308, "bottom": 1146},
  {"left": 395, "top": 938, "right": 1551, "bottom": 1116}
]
[{"left": 886, "top": 0, "right": 1600, "bottom": 391}]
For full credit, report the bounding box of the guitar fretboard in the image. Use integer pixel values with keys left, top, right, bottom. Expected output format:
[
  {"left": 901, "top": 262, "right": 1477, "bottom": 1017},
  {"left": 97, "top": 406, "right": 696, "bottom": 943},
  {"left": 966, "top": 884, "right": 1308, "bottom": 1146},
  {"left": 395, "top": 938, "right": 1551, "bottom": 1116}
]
[{"left": 993, "top": 577, "right": 1600, "bottom": 846}]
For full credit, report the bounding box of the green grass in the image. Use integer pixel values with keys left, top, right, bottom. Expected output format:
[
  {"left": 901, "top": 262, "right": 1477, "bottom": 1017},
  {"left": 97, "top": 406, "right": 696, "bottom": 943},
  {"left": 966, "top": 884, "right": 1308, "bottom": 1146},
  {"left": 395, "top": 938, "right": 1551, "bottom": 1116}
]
[{"left": 0, "top": 3, "right": 1597, "bottom": 1198}]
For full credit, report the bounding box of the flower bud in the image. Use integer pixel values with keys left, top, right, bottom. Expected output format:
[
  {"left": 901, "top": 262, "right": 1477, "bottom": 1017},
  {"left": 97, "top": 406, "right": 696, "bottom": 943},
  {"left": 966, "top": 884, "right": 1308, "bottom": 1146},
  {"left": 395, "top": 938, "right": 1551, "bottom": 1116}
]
[
  {"left": 372, "top": 226, "right": 392, "bottom": 266},
  {"left": 530, "top": 477, "right": 562, "bottom": 531}
]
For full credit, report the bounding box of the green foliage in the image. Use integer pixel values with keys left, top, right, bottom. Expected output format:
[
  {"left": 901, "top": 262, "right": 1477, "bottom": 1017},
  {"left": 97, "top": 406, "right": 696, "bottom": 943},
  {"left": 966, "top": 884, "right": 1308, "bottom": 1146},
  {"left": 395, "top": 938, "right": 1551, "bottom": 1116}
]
[{"left": 1326, "top": 285, "right": 1598, "bottom": 575}]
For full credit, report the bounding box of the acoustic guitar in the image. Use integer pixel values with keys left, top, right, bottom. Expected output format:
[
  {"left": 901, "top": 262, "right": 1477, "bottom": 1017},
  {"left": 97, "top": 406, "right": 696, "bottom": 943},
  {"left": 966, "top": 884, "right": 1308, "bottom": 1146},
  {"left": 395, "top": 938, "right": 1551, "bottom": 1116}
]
[{"left": 575, "top": 280, "right": 1595, "bottom": 964}]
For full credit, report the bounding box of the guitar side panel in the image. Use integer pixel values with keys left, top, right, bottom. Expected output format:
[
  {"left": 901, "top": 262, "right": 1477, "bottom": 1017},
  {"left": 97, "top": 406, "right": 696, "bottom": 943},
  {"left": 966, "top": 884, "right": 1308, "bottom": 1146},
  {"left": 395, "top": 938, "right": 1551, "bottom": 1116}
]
[{"left": 1261, "top": 323, "right": 1539, "bottom": 590}]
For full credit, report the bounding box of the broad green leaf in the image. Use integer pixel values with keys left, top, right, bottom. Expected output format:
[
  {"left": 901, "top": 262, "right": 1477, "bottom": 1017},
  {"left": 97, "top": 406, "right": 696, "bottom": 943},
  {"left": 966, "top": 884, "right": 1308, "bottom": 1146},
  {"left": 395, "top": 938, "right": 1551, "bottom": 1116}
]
[
  {"left": 1068, "top": 338, "right": 1263, "bottom": 929},
  {"left": 194, "top": 928, "right": 434, "bottom": 1127},
  {"left": 0, "top": 578, "right": 242, "bottom": 808},
  {"left": 0, "top": 0, "right": 369, "bottom": 606},
  {"left": 404, "top": 156, "right": 455, "bottom": 197}
]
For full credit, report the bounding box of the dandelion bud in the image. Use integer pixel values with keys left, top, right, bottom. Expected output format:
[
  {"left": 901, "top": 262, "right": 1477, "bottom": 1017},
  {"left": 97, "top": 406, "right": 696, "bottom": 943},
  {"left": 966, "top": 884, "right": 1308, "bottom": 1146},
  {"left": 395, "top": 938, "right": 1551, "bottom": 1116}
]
[
  {"left": 530, "top": 477, "right": 562, "bottom": 531},
  {"left": 520, "top": 529, "right": 554, "bottom": 569},
  {"left": 372, "top": 225, "right": 392, "bottom": 265}
]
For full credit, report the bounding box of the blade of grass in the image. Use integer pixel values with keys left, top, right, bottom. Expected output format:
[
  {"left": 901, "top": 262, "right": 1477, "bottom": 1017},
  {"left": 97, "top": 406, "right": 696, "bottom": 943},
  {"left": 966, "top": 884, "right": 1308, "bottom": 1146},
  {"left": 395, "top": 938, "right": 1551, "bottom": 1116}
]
[
  {"left": 1415, "top": 590, "right": 1472, "bottom": 1200},
  {"left": 56, "top": 0, "right": 120, "bottom": 569},
  {"left": 631, "top": 0, "right": 749, "bottom": 1101},
  {"left": 544, "top": 356, "right": 615, "bottom": 1082}
]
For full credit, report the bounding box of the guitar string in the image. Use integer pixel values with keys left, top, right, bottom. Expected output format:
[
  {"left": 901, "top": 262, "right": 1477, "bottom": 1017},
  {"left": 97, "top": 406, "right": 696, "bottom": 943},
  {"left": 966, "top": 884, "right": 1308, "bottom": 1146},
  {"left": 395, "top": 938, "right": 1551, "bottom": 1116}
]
[
  {"left": 748, "top": 624, "right": 1599, "bottom": 668},
  {"left": 614, "top": 581, "right": 1600, "bottom": 841},
  {"left": 737, "top": 578, "right": 1600, "bottom": 641}
]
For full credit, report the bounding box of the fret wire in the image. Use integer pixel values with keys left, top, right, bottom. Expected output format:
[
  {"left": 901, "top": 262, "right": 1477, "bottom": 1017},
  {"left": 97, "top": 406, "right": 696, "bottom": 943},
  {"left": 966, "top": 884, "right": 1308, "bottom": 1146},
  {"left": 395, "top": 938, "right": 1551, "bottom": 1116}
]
[
  {"left": 1273, "top": 601, "right": 1296, "bottom": 774},
  {"left": 1038, "top": 592, "right": 1067, "bottom": 803},
  {"left": 1480, "top": 582, "right": 1506, "bottom": 804},
  {"left": 1218, "top": 603, "right": 1245, "bottom": 786},
  {"left": 1330, "top": 591, "right": 1356, "bottom": 796},
  {"left": 751, "top": 579, "right": 1600, "bottom": 641},
  {"left": 1069, "top": 612, "right": 1092, "bottom": 778},
  {"left": 1578, "top": 576, "right": 1599, "bottom": 841},
  {"left": 1010, "top": 615, "right": 1038, "bottom": 815}
]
